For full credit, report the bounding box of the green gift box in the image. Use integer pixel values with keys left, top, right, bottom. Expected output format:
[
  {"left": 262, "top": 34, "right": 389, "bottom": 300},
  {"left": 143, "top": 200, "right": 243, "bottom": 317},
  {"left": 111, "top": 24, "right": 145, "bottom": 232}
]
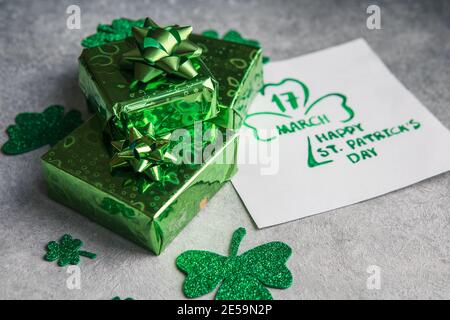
[
  {"left": 79, "top": 22, "right": 263, "bottom": 134},
  {"left": 41, "top": 19, "right": 264, "bottom": 254},
  {"left": 41, "top": 115, "right": 238, "bottom": 254},
  {"left": 79, "top": 19, "right": 219, "bottom": 138}
]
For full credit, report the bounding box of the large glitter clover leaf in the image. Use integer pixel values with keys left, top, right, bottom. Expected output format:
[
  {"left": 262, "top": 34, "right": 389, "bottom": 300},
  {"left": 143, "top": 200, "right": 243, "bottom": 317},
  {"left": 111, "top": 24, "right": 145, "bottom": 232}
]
[
  {"left": 244, "top": 78, "right": 355, "bottom": 142},
  {"left": 176, "top": 227, "right": 293, "bottom": 300},
  {"left": 1, "top": 105, "right": 83, "bottom": 155},
  {"left": 44, "top": 234, "right": 97, "bottom": 267}
]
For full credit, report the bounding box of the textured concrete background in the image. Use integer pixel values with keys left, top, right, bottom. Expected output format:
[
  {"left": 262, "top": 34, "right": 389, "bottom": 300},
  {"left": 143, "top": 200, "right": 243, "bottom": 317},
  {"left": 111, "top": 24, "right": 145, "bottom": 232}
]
[{"left": 0, "top": 0, "right": 449, "bottom": 300}]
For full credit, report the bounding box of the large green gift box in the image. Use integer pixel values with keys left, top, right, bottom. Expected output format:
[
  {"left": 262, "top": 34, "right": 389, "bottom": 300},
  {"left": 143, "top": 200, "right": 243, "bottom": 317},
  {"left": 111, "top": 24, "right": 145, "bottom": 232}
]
[
  {"left": 42, "top": 116, "right": 238, "bottom": 254},
  {"left": 41, "top": 20, "right": 263, "bottom": 254}
]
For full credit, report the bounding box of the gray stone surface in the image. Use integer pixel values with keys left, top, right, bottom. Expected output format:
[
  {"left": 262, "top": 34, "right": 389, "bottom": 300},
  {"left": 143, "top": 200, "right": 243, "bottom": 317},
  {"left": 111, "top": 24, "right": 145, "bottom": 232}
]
[{"left": 0, "top": 0, "right": 449, "bottom": 300}]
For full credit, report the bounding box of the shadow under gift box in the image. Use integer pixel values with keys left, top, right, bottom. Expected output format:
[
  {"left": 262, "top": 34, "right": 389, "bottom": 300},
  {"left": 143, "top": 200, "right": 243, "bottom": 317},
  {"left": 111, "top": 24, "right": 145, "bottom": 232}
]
[
  {"left": 41, "top": 115, "right": 239, "bottom": 254},
  {"left": 79, "top": 33, "right": 264, "bottom": 133}
]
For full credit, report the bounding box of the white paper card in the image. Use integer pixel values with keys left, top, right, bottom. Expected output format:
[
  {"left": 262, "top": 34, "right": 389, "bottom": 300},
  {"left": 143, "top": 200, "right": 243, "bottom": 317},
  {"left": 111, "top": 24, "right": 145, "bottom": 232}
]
[{"left": 232, "top": 39, "right": 450, "bottom": 228}]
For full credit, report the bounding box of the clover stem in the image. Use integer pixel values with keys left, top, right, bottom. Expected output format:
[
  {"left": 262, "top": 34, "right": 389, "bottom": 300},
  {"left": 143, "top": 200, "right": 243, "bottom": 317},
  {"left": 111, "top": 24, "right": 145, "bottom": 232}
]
[
  {"left": 229, "top": 227, "right": 246, "bottom": 257},
  {"left": 78, "top": 250, "right": 97, "bottom": 259}
]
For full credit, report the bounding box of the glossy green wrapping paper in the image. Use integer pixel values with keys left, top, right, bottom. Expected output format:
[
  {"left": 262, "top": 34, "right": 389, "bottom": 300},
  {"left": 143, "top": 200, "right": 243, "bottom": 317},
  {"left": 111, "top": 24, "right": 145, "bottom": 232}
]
[
  {"left": 189, "top": 34, "right": 264, "bottom": 130},
  {"left": 41, "top": 116, "right": 238, "bottom": 254},
  {"left": 42, "top": 25, "right": 263, "bottom": 254},
  {"left": 79, "top": 39, "right": 218, "bottom": 137},
  {"left": 79, "top": 33, "right": 264, "bottom": 132}
]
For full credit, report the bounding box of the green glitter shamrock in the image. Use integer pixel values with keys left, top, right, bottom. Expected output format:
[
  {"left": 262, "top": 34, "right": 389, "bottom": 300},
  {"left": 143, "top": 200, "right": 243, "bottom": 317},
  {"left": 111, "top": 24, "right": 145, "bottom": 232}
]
[
  {"left": 44, "top": 234, "right": 97, "bottom": 267},
  {"left": 1, "top": 105, "right": 83, "bottom": 155},
  {"left": 176, "top": 227, "right": 292, "bottom": 300},
  {"left": 202, "top": 29, "right": 270, "bottom": 64},
  {"left": 112, "top": 296, "right": 134, "bottom": 300},
  {"left": 81, "top": 18, "right": 145, "bottom": 48}
]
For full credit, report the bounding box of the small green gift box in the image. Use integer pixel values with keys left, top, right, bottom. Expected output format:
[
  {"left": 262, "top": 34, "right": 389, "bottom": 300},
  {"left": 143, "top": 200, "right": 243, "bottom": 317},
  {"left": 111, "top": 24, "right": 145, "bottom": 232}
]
[
  {"left": 42, "top": 115, "right": 238, "bottom": 254},
  {"left": 79, "top": 19, "right": 264, "bottom": 135},
  {"left": 79, "top": 18, "right": 219, "bottom": 138}
]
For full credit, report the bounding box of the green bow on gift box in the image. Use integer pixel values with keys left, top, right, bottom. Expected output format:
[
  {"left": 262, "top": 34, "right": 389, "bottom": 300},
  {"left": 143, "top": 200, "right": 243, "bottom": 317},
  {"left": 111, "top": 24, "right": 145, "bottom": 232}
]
[
  {"left": 110, "top": 123, "right": 179, "bottom": 184},
  {"left": 122, "top": 18, "right": 202, "bottom": 85},
  {"left": 109, "top": 121, "right": 220, "bottom": 193}
]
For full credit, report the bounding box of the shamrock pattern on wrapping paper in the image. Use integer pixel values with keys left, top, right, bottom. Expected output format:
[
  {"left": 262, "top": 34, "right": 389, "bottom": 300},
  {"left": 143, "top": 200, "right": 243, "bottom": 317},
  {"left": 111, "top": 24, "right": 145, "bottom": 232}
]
[
  {"left": 244, "top": 78, "right": 355, "bottom": 140},
  {"left": 44, "top": 234, "right": 97, "bottom": 267},
  {"left": 101, "top": 197, "right": 135, "bottom": 219},
  {"left": 1, "top": 105, "right": 83, "bottom": 155},
  {"left": 176, "top": 227, "right": 293, "bottom": 300},
  {"left": 202, "top": 29, "right": 270, "bottom": 64}
]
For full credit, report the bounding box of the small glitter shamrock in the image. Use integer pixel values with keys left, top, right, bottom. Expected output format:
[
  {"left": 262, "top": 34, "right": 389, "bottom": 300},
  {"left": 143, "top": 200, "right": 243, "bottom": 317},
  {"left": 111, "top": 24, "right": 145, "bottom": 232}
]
[
  {"left": 202, "top": 29, "right": 270, "bottom": 64},
  {"left": 1, "top": 105, "right": 83, "bottom": 155},
  {"left": 176, "top": 227, "right": 293, "bottom": 300},
  {"left": 81, "top": 18, "right": 145, "bottom": 48},
  {"left": 44, "top": 234, "right": 97, "bottom": 267}
]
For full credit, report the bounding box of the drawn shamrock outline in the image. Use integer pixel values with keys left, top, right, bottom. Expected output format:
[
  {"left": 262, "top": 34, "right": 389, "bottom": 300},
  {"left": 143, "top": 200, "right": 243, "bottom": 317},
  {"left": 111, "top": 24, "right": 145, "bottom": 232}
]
[
  {"left": 100, "top": 197, "right": 135, "bottom": 218},
  {"left": 176, "top": 227, "right": 293, "bottom": 300},
  {"left": 243, "top": 78, "right": 355, "bottom": 167}
]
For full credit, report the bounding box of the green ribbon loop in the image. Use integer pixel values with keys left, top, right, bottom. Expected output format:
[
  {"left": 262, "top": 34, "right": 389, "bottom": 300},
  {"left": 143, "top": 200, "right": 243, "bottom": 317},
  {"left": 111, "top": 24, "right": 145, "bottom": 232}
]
[
  {"left": 110, "top": 121, "right": 220, "bottom": 193},
  {"left": 122, "top": 18, "right": 202, "bottom": 84},
  {"left": 110, "top": 123, "right": 179, "bottom": 183}
]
